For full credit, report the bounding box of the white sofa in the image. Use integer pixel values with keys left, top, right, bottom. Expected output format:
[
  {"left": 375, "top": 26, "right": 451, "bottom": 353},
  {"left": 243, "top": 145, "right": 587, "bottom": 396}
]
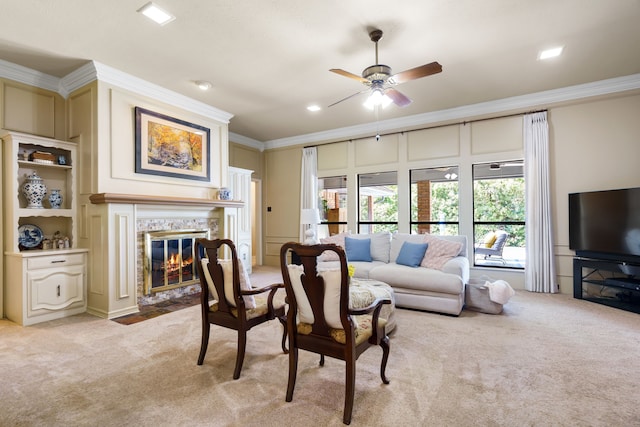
[{"left": 318, "top": 232, "right": 469, "bottom": 316}]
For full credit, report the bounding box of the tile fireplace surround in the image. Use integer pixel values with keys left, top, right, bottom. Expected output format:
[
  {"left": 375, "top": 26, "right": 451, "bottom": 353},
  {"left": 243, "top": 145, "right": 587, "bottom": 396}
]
[{"left": 89, "top": 193, "right": 243, "bottom": 314}]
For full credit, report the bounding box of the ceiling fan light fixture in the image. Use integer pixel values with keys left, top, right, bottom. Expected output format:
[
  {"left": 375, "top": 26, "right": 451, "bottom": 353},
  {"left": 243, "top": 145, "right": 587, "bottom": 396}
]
[{"left": 363, "top": 88, "right": 392, "bottom": 110}]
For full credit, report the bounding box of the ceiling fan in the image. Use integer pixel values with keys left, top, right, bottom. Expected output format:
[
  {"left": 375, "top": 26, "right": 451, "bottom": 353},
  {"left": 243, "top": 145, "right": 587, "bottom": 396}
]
[{"left": 329, "top": 29, "right": 442, "bottom": 108}]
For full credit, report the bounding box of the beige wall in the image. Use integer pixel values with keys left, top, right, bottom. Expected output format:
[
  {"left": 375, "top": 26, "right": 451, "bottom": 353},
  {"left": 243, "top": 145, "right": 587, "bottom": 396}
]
[
  {"left": 3, "top": 68, "right": 640, "bottom": 299},
  {"left": 263, "top": 147, "right": 302, "bottom": 266},
  {"left": 1, "top": 73, "right": 234, "bottom": 318},
  {"left": 550, "top": 93, "right": 640, "bottom": 293},
  {"left": 229, "top": 142, "right": 263, "bottom": 179},
  {"left": 0, "top": 79, "right": 66, "bottom": 140},
  {"left": 68, "top": 82, "right": 230, "bottom": 200},
  {"left": 313, "top": 116, "right": 522, "bottom": 238},
  {"left": 94, "top": 85, "right": 228, "bottom": 198},
  {"left": 262, "top": 117, "right": 523, "bottom": 270},
  {"left": 263, "top": 92, "right": 640, "bottom": 293},
  {"left": 67, "top": 82, "right": 97, "bottom": 198}
]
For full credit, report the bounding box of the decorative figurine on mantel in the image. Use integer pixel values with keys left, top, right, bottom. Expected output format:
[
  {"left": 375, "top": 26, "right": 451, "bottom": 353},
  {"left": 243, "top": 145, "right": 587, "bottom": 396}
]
[{"left": 217, "top": 187, "right": 232, "bottom": 200}]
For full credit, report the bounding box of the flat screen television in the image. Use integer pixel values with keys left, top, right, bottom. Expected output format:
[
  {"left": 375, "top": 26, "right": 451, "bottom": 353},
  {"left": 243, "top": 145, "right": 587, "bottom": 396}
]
[{"left": 569, "top": 187, "right": 640, "bottom": 265}]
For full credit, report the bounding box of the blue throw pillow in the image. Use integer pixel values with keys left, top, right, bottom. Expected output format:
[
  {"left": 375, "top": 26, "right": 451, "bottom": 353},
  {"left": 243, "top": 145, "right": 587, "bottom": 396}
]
[
  {"left": 345, "top": 237, "right": 372, "bottom": 262},
  {"left": 396, "top": 241, "right": 429, "bottom": 267}
]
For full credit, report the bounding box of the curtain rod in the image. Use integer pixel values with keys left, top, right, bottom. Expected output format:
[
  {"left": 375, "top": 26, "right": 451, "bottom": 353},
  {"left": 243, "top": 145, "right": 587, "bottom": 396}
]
[{"left": 304, "top": 108, "right": 548, "bottom": 149}]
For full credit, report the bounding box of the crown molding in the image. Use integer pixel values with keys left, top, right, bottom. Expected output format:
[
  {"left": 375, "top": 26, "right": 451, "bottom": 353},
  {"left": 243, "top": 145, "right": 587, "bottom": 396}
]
[
  {"left": 0, "top": 59, "right": 234, "bottom": 124},
  {"left": 263, "top": 73, "right": 640, "bottom": 150},
  {"left": 91, "top": 62, "right": 234, "bottom": 124},
  {"left": 59, "top": 61, "right": 98, "bottom": 97},
  {"left": 0, "top": 58, "right": 60, "bottom": 92},
  {"left": 229, "top": 132, "right": 265, "bottom": 151}
]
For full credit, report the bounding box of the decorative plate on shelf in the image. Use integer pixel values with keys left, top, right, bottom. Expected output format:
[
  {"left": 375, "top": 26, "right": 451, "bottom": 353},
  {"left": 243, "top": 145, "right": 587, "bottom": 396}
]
[{"left": 18, "top": 224, "right": 44, "bottom": 248}]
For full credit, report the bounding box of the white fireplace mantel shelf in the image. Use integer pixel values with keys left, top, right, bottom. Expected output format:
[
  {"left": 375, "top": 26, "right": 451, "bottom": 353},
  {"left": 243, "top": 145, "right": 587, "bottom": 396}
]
[{"left": 89, "top": 193, "right": 244, "bottom": 208}]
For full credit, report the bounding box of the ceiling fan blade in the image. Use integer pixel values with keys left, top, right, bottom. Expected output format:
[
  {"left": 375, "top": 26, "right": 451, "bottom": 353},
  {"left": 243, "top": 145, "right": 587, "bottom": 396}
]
[
  {"left": 328, "top": 90, "right": 368, "bottom": 107},
  {"left": 329, "top": 68, "right": 369, "bottom": 84},
  {"left": 385, "top": 88, "right": 412, "bottom": 107},
  {"left": 390, "top": 61, "right": 442, "bottom": 85}
]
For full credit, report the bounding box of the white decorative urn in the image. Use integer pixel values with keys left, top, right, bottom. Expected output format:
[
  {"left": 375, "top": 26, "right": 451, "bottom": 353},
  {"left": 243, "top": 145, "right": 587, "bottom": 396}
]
[{"left": 22, "top": 172, "right": 47, "bottom": 209}]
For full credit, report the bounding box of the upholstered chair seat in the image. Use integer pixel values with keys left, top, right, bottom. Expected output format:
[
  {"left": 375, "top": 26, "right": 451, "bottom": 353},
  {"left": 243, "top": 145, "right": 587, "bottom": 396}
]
[
  {"left": 297, "top": 315, "right": 387, "bottom": 345},
  {"left": 208, "top": 290, "right": 286, "bottom": 320}
]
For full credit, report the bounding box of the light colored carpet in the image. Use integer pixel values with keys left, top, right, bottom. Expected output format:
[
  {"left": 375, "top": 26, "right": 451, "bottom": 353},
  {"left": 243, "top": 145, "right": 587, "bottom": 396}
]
[{"left": 1, "top": 267, "right": 639, "bottom": 426}]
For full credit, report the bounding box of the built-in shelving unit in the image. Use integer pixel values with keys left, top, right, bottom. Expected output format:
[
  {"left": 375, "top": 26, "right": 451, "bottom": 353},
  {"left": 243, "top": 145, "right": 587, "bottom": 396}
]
[{"left": 2, "top": 131, "right": 88, "bottom": 325}]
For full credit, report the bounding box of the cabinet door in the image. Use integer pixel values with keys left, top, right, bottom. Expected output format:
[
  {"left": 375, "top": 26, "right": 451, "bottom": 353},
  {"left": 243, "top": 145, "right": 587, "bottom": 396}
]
[{"left": 27, "top": 265, "right": 85, "bottom": 315}]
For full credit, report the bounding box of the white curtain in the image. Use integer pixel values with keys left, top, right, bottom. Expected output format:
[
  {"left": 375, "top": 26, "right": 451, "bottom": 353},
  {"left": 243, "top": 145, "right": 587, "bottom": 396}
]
[
  {"left": 524, "top": 111, "right": 557, "bottom": 292},
  {"left": 300, "top": 147, "right": 318, "bottom": 242}
]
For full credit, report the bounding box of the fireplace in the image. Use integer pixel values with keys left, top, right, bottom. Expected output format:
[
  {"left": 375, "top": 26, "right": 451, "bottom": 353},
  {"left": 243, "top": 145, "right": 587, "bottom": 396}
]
[{"left": 143, "top": 229, "right": 210, "bottom": 295}]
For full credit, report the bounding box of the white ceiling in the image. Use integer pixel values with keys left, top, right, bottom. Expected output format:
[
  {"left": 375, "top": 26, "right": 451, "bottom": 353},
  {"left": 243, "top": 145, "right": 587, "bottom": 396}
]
[{"left": 1, "top": 0, "right": 639, "bottom": 144}]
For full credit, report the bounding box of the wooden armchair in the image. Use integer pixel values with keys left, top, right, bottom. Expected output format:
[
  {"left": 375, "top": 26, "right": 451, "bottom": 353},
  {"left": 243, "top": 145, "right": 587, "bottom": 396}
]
[
  {"left": 280, "top": 242, "right": 390, "bottom": 425},
  {"left": 195, "top": 238, "right": 287, "bottom": 379}
]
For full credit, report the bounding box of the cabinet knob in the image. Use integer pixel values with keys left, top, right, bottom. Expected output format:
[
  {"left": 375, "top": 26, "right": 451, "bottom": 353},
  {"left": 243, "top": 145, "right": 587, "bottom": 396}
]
[
  {"left": 57, "top": 285, "right": 61, "bottom": 297},
  {"left": 51, "top": 260, "right": 66, "bottom": 264}
]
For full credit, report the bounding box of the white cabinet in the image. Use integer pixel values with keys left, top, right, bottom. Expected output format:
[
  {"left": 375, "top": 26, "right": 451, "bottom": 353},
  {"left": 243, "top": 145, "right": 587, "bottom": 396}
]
[
  {"left": 1, "top": 131, "right": 88, "bottom": 325},
  {"left": 5, "top": 250, "right": 87, "bottom": 325}
]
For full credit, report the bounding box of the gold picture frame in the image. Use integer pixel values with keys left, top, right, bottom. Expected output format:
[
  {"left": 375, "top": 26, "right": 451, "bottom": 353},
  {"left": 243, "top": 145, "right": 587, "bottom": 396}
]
[{"left": 135, "top": 107, "right": 211, "bottom": 181}]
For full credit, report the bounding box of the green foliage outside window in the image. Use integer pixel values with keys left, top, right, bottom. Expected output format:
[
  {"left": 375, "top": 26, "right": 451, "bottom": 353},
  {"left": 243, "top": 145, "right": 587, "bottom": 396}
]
[
  {"left": 355, "top": 173, "right": 525, "bottom": 247},
  {"left": 474, "top": 178, "right": 525, "bottom": 246},
  {"left": 409, "top": 181, "right": 459, "bottom": 235},
  {"left": 359, "top": 187, "right": 398, "bottom": 222},
  {"left": 428, "top": 182, "right": 459, "bottom": 222}
]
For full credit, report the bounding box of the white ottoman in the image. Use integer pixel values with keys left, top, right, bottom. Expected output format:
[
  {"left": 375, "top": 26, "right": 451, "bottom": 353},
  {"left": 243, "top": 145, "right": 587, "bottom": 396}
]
[{"left": 350, "top": 278, "right": 396, "bottom": 333}]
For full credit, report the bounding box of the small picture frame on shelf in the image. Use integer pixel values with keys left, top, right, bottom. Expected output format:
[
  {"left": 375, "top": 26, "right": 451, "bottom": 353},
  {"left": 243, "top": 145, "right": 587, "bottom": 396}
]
[{"left": 58, "top": 155, "right": 66, "bottom": 165}]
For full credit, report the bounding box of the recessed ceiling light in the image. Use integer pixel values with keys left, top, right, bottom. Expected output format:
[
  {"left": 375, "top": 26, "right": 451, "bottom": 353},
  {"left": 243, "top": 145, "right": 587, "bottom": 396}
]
[
  {"left": 137, "top": 2, "right": 175, "bottom": 26},
  {"left": 538, "top": 46, "right": 564, "bottom": 60},
  {"left": 195, "top": 80, "right": 212, "bottom": 91},
  {"left": 307, "top": 105, "right": 321, "bottom": 112}
]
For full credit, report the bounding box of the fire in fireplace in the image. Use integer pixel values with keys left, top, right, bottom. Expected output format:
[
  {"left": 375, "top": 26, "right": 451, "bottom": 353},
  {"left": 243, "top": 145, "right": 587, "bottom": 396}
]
[{"left": 144, "top": 229, "right": 210, "bottom": 294}]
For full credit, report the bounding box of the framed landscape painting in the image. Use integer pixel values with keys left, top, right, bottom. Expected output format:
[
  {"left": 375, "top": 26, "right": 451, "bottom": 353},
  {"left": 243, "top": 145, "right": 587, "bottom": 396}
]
[{"left": 135, "top": 107, "right": 211, "bottom": 181}]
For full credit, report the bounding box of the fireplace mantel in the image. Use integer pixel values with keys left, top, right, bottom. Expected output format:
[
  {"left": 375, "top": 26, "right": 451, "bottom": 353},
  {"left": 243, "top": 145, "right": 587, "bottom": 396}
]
[{"left": 89, "top": 193, "right": 244, "bottom": 208}]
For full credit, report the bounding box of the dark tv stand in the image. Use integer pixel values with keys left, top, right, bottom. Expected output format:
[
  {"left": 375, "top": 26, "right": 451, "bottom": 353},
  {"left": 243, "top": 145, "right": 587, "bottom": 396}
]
[{"left": 573, "top": 257, "right": 640, "bottom": 314}]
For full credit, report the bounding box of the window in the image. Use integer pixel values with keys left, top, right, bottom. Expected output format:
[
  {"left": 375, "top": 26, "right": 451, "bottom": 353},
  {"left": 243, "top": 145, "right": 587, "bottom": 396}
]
[
  {"left": 319, "top": 176, "right": 347, "bottom": 236},
  {"left": 473, "top": 161, "right": 525, "bottom": 268},
  {"left": 410, "top": 166, "right": 459, "bottom": 235},
  {"left": 358, "top": 171, "right": 398, "bottom": 233}
]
